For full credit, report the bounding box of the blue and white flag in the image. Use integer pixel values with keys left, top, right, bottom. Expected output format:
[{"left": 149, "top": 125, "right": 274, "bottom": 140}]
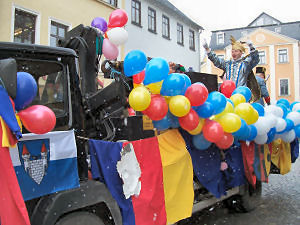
[{"left": 10, "top": 130, "right": 80, "bottom": 201}]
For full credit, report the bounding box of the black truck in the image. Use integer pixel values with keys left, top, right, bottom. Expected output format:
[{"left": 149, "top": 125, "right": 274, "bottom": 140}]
[{"left": 0, "top": 25, "right": 260, "bottom": 225}]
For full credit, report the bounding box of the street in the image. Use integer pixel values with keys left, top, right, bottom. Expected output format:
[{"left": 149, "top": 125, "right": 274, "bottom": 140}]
[{"left": 179, "top": 154, "right": 300, "bottom": 225}]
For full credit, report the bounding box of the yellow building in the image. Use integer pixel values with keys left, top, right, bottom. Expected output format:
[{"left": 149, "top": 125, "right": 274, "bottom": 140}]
[
  {"left": 0, "top": 0, "right": 123, "bottom": 46},
  {"left": 202, "top": 13, "right": 300, "bottom": 103}
]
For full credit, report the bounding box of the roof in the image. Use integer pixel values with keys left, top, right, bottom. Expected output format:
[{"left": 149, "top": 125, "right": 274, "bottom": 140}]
[
  {"left": 156, "top": 0, "right": 203, "bottom": 30},
  {"left": 247, "top": 12, "right": 282, "bottom": 27}
]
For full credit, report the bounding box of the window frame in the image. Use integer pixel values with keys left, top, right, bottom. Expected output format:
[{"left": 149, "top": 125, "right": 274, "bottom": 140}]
[
  {"left": 103, "top": 0, "right": 118, "bottom": 7},
  {"left": 50, "top": 20, "right": 69, "bottom": 47},
  {"left": 279, "top": 78, "right": 290, "bottom": 96},
  {"left": 189, "top": 29, "right": 195, "bottom": 51},
  {"left": 162, "top": 15, "right": 170, "bottom": 39},
  {"left": 258, "top": 50, "right": 266, "bottom": 65},
  {"left": 278, "top": 48, "right": 289, "bottom": 63},
  {"left": 147, "top": 7, "right": 156, "bottom": 33},
  {"left": 177, "top": 23, "right": 184, "bottom": 45},
  {"left": 131, "top": 0, "right": 141, "bottom": 27},
  {"left": 216, "top": 32, "right": 224, "bottom": 45}
]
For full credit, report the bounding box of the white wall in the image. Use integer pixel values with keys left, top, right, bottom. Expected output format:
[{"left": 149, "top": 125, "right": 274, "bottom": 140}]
[{"left": 124, "top": 0, "right": 201, "bottom": 71}]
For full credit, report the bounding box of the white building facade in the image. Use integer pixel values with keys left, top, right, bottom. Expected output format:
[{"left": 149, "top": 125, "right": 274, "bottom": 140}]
[{"left": 124, "top": 0, "right": 203, "bottom": 71}]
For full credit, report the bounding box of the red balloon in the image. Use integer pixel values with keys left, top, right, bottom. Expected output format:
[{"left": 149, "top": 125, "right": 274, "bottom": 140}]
[
  {"left": 220, "top": 80, "right": 236, "bottom": 98},
  {"left": 185, "top": 83, "right": 208, "bottom": 106},
  {"left": 18, "top": 105, "right": 56, "bottom": 134},
  {"left": 215, "top": 132, "right": 234, "bottom": 149},
  {"left": 202, "top": 119, "right": 224, "bottom": 143},
  {"left": 108, "top": 9, "right": 128, "bottom": 28},
  {"left": 143, "top": 95, "right": 168, "bottom": 121},
  {"left": 133, "top": 70, "right": 145, "bottom": 84},
  {"left": 178, "top": 109, "right": 200, "bottom": 131},
  {"left": 127, "top": 107, "right": 136, "bottom": 116}
]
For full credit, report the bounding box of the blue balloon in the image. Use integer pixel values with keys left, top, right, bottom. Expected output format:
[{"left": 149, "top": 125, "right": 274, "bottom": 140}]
[
  {"left": 194, "top": 101, "right": 214, "bottom": 118},
  {"left": 290, "top": 101, "right": 300, "bottom": 110},
  {"left": 294, "top": 125, "right": 300, "bottom": 138},
  {"left": 233, "top": 119, "right": 249, "bottom": 140},
  {"left": 144, "top": 57, "right": 169, "bottom": 85},
  {"left": 226, "top": 98, "right": 234, "bottom": 106},
  {"left": 276, "top": 103, "right": 288, "bottom": 118},
  {"left": 153, "top": 115, "right": 170, "bottom": 131},
  {"left": 14, "top": 72, "right": 37, "bottom": 111},
  {"left": 182, "top": 74, "right": 192, "bottom": 93},
  {"left": 247, "top": 124, "right": 257, "bottom": 141},
  {"left": 232, "top": 86, "right": 252, "bottom": 102},
  {"left": 280, "top": 118, "right": 294, "bottom": 133},
  {"left": 276, "top": 98, "right": 290, "bottom": 109},
  {"left": 160, "top": 73, "right": 186, "bottom": 96},
  {"left": 192, "top": 133, "right": 212, "bottom": 150},
  {"left": 251, "top": 102, "right": 265, "bottom": 116},
  {"left": 206, "top": 91, "right": 226, "bottom": 115},
  {"left": 123, "top": 50, "right": 147, "bottom": 77},
  {"left": 267, "top": 127, "right": 276, "bottom": 144},
  {"left": 167, "top": 111, "right": 180, "bottom": 128}
]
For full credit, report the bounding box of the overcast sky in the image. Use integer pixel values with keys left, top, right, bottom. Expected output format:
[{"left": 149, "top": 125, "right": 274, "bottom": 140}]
[{"left": 169, "top": 0, "right": 300, "bottom": 31}]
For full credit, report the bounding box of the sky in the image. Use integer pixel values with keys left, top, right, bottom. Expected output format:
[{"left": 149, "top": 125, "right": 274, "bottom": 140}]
[{"left": 169, "top": 0, "right": 300, "bottom": 31}]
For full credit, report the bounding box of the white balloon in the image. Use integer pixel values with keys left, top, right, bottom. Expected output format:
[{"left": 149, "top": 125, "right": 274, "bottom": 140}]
[
  {"left": 264, "top": 105, "right": 283, "bottom": 118},
  {"left": 281, "top": 130, "right": 296, "bottom": 143},
  {"left": 292, "top": 103, "right": 300, "bottom": 111},
  {"left": 275, "top": 117, "right": 286, "bottom": 132},
  {"left": 254, "top": 117, "right": 270, "bottom": 135},
  {"left": 286, "top": 111, "right": 300, "bottom": 126},
  {"left": 265, "top": 114, "right": 278, "bottom": 129},
  {"left": 107, "top": 27, "right": 128, "bottom": 46},
  {"left": 254, "top": 134, "right": 268, "bottom": 145}
]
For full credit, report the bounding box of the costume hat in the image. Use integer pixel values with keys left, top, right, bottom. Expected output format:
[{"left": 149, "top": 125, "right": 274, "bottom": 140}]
[{"left": 230, "top": 36, "right": 245, "bottom": 53}]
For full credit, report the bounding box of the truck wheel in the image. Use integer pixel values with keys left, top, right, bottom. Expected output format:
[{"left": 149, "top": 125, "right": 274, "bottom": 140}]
[
  {"left": 225, "top": 181, "right": 262, "bottom": 213},
  {"left": 55, "top": 211, "right": 105, "bottom": 225}
]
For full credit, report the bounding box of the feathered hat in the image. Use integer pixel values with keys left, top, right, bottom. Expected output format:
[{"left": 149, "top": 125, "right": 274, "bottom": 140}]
[{"left": 230, "top": 36, "right": 245, "bottom": 53}]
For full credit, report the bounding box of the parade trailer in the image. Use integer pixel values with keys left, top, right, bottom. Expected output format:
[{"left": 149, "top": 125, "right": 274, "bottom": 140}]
[{"left": 0, "top": 22, "right": 298, "bottom": 225}]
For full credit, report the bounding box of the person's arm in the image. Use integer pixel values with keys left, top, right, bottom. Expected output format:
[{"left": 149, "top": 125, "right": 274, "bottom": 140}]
[
  {"left": 244, "top": 41, "right": 259, "bottom": 71},
  {"left": 203, "top": 40, "right": 226, "bottom": 71}
]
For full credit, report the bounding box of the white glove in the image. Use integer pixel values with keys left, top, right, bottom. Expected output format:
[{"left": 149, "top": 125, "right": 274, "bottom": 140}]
[
  {"left": 247, "top": 40, "right": 254, "bottom": 50},
  {"left": 202, "top": 39, "right": 209, "bottom": 51}
]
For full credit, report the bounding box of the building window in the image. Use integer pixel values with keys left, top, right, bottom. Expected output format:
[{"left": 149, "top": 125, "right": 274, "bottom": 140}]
[
  {"left": 162, "top": 15, "right": 170, "bottom": 39},
  {"left": 177, "top": 23, "right": 183, "bottom": 45},
  {"left": 14, "top": 9, "right": 37, "bottom": 44},
  {"left": 148, "top": 7, "right": 156, "bottom": 33},
  {"left": 258, "top": 51, "right": 266, "bottom": 64},
  {"left": 104, "top": 0, "right": 118, "bottom": 7},
  {"left": 279, "top": 79, "right": 289, "bottom": 96},
  {"left": 216, "top": 32, "right": 224, "bottom": 45},
  {"left": 50, "top": 21, "right": 68, "bottom": 47},
  {"left": 189, "top": 29, "right": 195, "bottom": 50},
  {"left": 131, "top": 0, "right": 141, "bottom": 26},
  {"left": 278, "top": 49, "right": 288, "bottom": 63},
  {"left": 217, "top": 55, "right": 224, "bottom": 60}
]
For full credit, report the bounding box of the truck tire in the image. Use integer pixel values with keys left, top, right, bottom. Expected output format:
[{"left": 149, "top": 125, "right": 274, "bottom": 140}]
[
  {"left": 55, "top": 211, "right": 105, "bottom": 225},
  {"left": 225, "top": 181, "right": 262, "bottom": 213}
]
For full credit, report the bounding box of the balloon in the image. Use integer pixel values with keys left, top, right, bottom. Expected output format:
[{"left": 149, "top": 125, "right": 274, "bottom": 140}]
[
  {"left": 281, "top": 130, "right": 296, "bottom": 143},
  {"left": 286, "top": 111, "right": 300, "bottom": 126},
  {"left": 254, "top": 117, "right": 271, "bottom": 135},
  {"left": 265, "top": 105, "right": 283, "bottom": 118},
  {"left": 102, "top": 38, "right": 119, "bottom": 60},
  {"left": 292, "top": 103, "right": 300, "bottom": 111},
  {"left": 202, "top": 120, "right": 224, "bottom": 143},
  {"left": 215, "top": 101, "right": 234, "bottom": 119},
  {"left": 283, "top": 118, "right": 294, "bottom": 132},
  {"left": 294, "top": 124, "right": 300, "bottom": 138},
  {"left": 232, "top": 118, "right": 249, "bottom": 140},
  {"left": 276, "top": 98, "right": 290, "bottom": 109},
  {"left": 106, "top": 27, "right": 128, "bottom": 46},
  {"left": 192, "top": 133, "right": 212, "bottom": 150},
  {"left": 206, "top": 91, "right": 227, "bottom": 115},
  {"left": 133, "top": 70, "right": 145, "bottom": 84},
  {"left": 128, "top": 86, "right": 151, "bottom": 111},
  {"left": 290, "top": 101, "right": 300, "bottom": 110},
  {"left": 143, "top": 95, "right": 168, "bottom": 121},
  {"left": 182, "top": 75, "right": 192, "bottom": 93},
  {"left": 188, "top": 118, "right": 205, "bottom": 135},
  {"left": 251, "top": 102, "right": 265, "bottom": 116},
  {"left": 217, "top": 113, "right": 241, "bottom": 133},
  {"left": 254, "top": 134, "right": 268, "bottom": 145},
  {"left": 18, "top": 105, "right": 56, "bottom": 134},
  {"left": 232, "top": 86, "right": 252, "bottom": 102},
  {"left": 160, "top": 73, "right": 186, "bottom": 96},
  {"left": 178, "top": 109, "right": 200, "bottom": 131},
  {"left": 185, "top": 83, "right": 208, "bottom": 106},
  {"left": 220, "top": 80, "right": 236, "bottom": 98},
  {"left": 124, "top": 50, "right": 147, "bottom": 77},
  {"left": 247, "top": 125, "right": 257, "bottom": 141},
  {"left": 230, "top": 93, "right": 246, "bottom": 107},
  {"left": 169, "top": 95, "right": 191, "bottom": 117},
  {"left": 275, "top": 117, "right": 287, "bottom": 132},
  {"left": 91, "top": 17, "right": 107, "bottom": 32},
  {"left": 108, "top": 9, "right": 128, "bottom": 28},
  {"left": 167, "top": 111, "right": 180, "bottom": 128},
  {"left": 152, "top": 116, "right": 170, "bottom": 131},
  {"left": 267, "top": 127, "right": 276, "bottom": 144},
  {"left": 14, "top": 72, "right": 37, "bottom": 111},
  {"left": 144, "top": 57, "right": 169, "bottom": 85},
  {"left": 276, "top": 104, "right": 288, "bottom": 118},
  {"left": 247, "top": 106, "right": 259, "bottom": 125},
  {"left": 146, "top": 81, "right": 163, "bottom": 94},
  {"left": 194, "top": 101, "right": 214, "bottom": 118},
  {"left": 215, "top": 132, "right": 234, "bottom": 149},
  {"left": 234, "top": 103, "right": 255, "bottom": 125}
]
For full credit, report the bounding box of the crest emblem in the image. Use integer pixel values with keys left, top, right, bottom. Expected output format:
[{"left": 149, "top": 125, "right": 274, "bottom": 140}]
[{"left": 18, "top": 139, "right": 50, "bottom": 184}]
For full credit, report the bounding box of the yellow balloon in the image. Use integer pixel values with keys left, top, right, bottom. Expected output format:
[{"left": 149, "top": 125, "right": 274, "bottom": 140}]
[
  {"left": 234, "top": 103, "right": 253, "bottom": 125},
  {"left": 146, "top": 81, "right": 163, "bottom": 94},
  {"left": 217, "top": 113, "right": 242, "bottom": 133},
  {"left": 230, "top": 93, "right": 246, "bottom": 107},
  {"left": 128, "top": 86, "right": 151, "bottom": 111},
  {"left": 215, "top": 101, "right": 234, "bottom": 119},
  {"left": 133, "top": 83, "right": 142, "bottom": 88},
  {"left": 169, "top": 95, "right": 191, "bottom": 117},
  {"left": 247, "top": 105, "right": 259, "bottom": 125},
  {"left": 188, "top": 118, "right": 205, "bottom": 135},
  {"left": 164, "top": 96, "right": 171, "bottom": 104}
]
